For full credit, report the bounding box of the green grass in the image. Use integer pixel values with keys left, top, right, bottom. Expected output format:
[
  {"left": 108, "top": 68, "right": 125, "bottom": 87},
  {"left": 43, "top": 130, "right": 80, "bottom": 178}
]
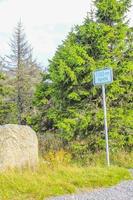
[
  {"left": 0, "top": 161, "right": 132, "bottom": 200},
  {"left": 71, "top": 151, "right": 133, "bottom": 168}
]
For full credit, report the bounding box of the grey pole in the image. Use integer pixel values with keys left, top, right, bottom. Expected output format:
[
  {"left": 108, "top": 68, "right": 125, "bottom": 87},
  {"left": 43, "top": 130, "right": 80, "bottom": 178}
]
[{"left": 102, "top": 85, "right": 110, "bottom": 166}]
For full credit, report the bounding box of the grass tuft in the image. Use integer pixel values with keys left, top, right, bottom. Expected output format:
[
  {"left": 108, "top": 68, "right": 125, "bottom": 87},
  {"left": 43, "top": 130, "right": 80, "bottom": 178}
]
[{"left": 0, "top": 160, "right": 132, "bottom": 200}]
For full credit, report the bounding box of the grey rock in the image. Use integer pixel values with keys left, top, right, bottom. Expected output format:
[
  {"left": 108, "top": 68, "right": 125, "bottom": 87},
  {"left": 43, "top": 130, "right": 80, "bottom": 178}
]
[{"left": 0, "top": 124, "right": 38, "bottom": 170}]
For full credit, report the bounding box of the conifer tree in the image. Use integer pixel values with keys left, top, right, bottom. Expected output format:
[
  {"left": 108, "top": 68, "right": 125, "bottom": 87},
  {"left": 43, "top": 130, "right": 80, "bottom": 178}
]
[
  {"left": 0, "top": 70, "right": 15, "bottom": 124},
  {"left": 34, "top": 0, "right": 133, "bottom": 152},
  {"left": 7, "top": 21, "right": 41, "bottom": 124}
]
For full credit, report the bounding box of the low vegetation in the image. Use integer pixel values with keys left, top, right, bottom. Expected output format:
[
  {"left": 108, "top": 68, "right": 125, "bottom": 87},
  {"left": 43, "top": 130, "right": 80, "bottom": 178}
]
[
  {"left": 71, "top": 151, "right": 133, "bottom": 168},
  {"left": 0, "top": 151, "right": 132, "bottom": 200}
]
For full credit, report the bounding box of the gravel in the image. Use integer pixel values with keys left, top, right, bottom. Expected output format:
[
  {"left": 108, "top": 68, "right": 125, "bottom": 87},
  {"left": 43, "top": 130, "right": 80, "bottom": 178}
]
[{"left": 48, "top": 180, "right": 133, "bottom": 200}]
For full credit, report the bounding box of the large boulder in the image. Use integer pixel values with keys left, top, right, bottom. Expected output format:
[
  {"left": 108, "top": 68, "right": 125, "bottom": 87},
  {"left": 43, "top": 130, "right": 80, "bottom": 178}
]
[{"left": 0, "top": 124, "right": 38, "bottom": 170}]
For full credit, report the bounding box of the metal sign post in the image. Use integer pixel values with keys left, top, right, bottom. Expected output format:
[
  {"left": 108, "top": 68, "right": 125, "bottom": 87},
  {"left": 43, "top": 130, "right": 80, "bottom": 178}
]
[
  {"left": 102, "top": 84, "right": 110, "bottom": 166},
  {"left": 93, "top": 68, "right": 113, "bottom": 167}
]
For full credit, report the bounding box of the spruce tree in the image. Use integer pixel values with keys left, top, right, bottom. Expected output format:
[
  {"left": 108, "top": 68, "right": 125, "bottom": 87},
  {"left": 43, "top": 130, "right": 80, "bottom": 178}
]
[
  {"left": 31, "top": 73, "right": 54, "bottom": 132},
  {"left": 34, "top": 0, "right": 133, "bottom": 152},
  {"left": 7, "top": 21, "right": 41, "bottom": 124},
  {"left": 0, "top": 70, "right": 15, "bottom": 124}
]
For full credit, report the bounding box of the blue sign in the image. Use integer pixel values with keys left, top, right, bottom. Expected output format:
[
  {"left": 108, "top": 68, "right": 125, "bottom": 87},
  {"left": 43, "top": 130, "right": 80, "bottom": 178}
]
[{"left": 93, "top": 68, "right": 113, "bottom": 85}]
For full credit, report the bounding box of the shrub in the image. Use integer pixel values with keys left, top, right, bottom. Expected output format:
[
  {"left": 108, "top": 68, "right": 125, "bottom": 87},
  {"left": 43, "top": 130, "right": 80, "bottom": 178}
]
[{"left": 37, "top": 132, "right": 64, "bottom": 156}]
